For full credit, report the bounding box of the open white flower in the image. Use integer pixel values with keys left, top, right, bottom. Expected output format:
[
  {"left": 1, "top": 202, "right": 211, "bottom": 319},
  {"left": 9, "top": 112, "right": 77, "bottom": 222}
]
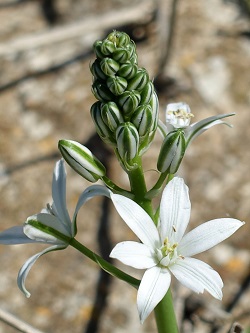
[
  {"left": 110, "top": 177, "right": 244, "bottom": 323},
  {"left": 0, "top": 159, "right": 107, "bottom": 297}
]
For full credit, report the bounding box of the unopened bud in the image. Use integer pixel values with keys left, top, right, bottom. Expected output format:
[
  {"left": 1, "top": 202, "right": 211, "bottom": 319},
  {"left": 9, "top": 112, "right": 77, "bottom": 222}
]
[
  {"left": 131, "top": 105, "right": 153, "bottom": 137},
  {"left": 101, "top": 39, "right": 115, "bottom": 55},
  {"left": 118, "top": 63, "right": 138, "bottom": 79},
  {"left": 91, "top": 102, "right": 116, "bottom": 145},
  {"left": 127, "top": 68, "right": 149, "bottom": 91},
  {"left": 58, "top": 140, "right": 106, "bottom": 182},
  {"left": 93, "top": 40, "right": 105, "bottom": 59},
  {"left": 157, "top": 130, "right": 186, "bottom": 174},
  {"left": 116, "top": 122, "right": 139, "bottom": 161},
  {"left": 107, "top": 76, "right": 128, "bottom": 95},
  {"left": 118, "top": 90, "right": 141, "bottom": 116},
  {"left": 113, "top": 47, "right": 131, "bottom": 63},
  {"left": 92, "top": 81, "right": 115, "bottom": 102},
  {"left": 101, "top": 102, "right": 124, "bottom": 131},
  {"left": 140, "top": 81, "right": 154, "bottom": 105},
  {"left": 91, "top": 60, "right": 107, "bottom": 81},
  {"left": 100, "top": 58, "right": 120, "bottom": 76}
]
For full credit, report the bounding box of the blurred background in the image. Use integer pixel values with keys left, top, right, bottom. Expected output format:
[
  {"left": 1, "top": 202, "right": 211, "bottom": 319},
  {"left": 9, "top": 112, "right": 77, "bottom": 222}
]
[{"left": 0, "top": 0, "right": 249, "bottom": 332}]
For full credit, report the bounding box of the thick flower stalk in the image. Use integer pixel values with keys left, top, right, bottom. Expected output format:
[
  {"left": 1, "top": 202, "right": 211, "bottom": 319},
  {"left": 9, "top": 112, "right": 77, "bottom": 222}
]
[
  {"left": 90, "top": 30, "right": 159, "bottom": 167},
  {"left": 109, "top": 177, "right": 244, "bottom": 323}
]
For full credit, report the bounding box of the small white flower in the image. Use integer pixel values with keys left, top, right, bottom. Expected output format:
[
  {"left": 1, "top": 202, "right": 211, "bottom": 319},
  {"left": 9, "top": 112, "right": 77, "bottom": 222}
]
[
  {"left": 0, "top": 159, "right": 108, "bottom": 297},
  {"left": 166, "top": 102, "right": 194, "bottom": 129},
  {"left": 110, "top": 177, "right": 244, "bottom": 323}
]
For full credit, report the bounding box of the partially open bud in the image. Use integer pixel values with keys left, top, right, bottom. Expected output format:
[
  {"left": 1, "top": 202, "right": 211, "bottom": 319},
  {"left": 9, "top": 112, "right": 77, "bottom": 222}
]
[
  {"left": 157, "top": 130, "right": 186, "bottom": 174},
  {"left": 166, "top": 102, "right": 194, "bottom": 129},
  {"left": 116, "top": 122, "right": 139, "bottom": 162},
  {"left": 58, "top": 140, "right": 106, "bottom": 182},
  {"left": 107, "top": 31, "right": 131, "bottom": 47}
]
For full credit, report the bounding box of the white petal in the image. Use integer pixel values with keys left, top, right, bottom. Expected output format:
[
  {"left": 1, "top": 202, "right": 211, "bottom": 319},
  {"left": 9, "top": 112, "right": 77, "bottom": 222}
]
[
  {"left": 17, "top": 244, "right": 65, "bottom": 297},
  {"left": 52, "top": 160, "right": 71, "bottom": 230},
  {"left": 160, "top": 177, "right": 191, "bottom": 243},
  {"left": 0, "top": 226, "right": 39, "bottom": 244},
  {"left": 110, "top": 241, "right": 157, "bottom": 269},
  {"left": 169, "top": 257, "right": 223, "bottom": 299},
  {"left": 184, "top": 113, "right": 234, "bottom": 146},
  {"left": 137, "top": 266, "right": 171, "bottom": 323},
  {"left": 72, "top": 185, "right": 111, "bottom": 235},
  {"left": 111, "top": 194, "right": 160, "bottom": 248},
  {"left": 25, "top": 213, "right": 71, "bottom": 242},
  {"left": 179, "top": 218, "right": 244, "bottom": 257}
]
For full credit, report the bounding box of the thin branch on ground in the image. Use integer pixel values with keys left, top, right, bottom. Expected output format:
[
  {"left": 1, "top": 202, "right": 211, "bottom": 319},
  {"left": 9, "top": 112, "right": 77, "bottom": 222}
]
[{"left": 0, "top": 308, "right": 46, "bottom": 333}]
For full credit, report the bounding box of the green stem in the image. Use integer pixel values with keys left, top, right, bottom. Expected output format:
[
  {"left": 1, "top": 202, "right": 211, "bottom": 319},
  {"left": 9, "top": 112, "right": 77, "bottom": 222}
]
[
  {"left": 154, "top": 289, "right": 179, "bottom": 333},
  {"left": 127, "top": 156, "right": 154, "bottom": 216},
  {"left": 69, "top": 238, "right": 140, "bottom": 289},
  {"left": 102, "top": 175, "right": 134, "bottom": 199}
]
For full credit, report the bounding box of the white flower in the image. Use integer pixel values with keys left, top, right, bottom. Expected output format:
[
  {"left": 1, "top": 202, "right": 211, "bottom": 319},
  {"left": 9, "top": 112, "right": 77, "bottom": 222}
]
[
  {"left": 110, "top": 177, "right": 244, "bottom": 323},
  {"left": 0, "top": 159, "right": 107, "bottom": 297},
  {"left": 159, "top": 102, "right": 235, "bottom": 148},
  {"left": 166, "top": 102, "right": 194, "bottom": 129}
]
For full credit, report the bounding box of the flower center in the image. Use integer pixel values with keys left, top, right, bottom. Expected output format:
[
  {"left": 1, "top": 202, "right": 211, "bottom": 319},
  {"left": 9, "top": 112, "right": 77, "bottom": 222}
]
[
  {"left": 157, "top": 237, "right": 180, "bottom": 267},
  {"left": 166, "top": 102, "right": 194, "bottom": 128}
]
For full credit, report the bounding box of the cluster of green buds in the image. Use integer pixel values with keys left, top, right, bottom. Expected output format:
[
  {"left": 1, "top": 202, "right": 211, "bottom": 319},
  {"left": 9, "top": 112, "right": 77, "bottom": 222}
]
[{"left": 90, "top": 30, "right": 159, "bottom": 167}]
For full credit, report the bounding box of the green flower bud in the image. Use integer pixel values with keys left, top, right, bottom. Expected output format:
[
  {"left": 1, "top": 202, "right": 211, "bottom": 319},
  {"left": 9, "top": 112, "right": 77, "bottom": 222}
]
[
  {"left": 58, "top": 140, "right": 106, "bottom": 182},
  {"left": 90, "top": 60, "right": 107, "bottom": 81},
  {"left": 127, "top": 68, "right": 149, "bottom": 91},
  {"left": 130, "top": 53, "right": 138, "bottom": 64},
  {"left": 91, "top": 102, "right": 116, "bottom": 145},
  {"left": 100, "top": 58, "right": 120, "bottom": 76},
  {"left": 131, "top": 104, "right": 153, "bottom": 137},
  {"left": 140, "top": 81, "right": 154, "bottom": 105},
  {"left": 107, "top": 76, "right": 127, "bottom": 95},
  {"left": 101, "top": 101, "right": 124, "bottom": 131},
  {"left": 116, "top": 122, "right": 139, "bottom": 161},
  {"left": 117, "top": 62, "right": 138, "bottom": 79},
  {"left": 93, "top": 40, "right": 105, "bottom": 59},
  {"left": 157, "top": 130, "right": 186, "bottom": 174},
  {"left": 107, "top": 31, "right": 130, "bottom": 47},
  {"left": 113, "top": 47, "right": 131, "bottom": 63},
  {"left": 101, "top": 39, "right": 115, "bottom": 55},
  {"left": 92, "top": 81, "right": 115, "bottom": 102},
  {"left": 118, "top": 90, "right": 141, "bottom": 116},
  {"left": 149, "top": 91, "right": 159, "bottom": 131}
]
